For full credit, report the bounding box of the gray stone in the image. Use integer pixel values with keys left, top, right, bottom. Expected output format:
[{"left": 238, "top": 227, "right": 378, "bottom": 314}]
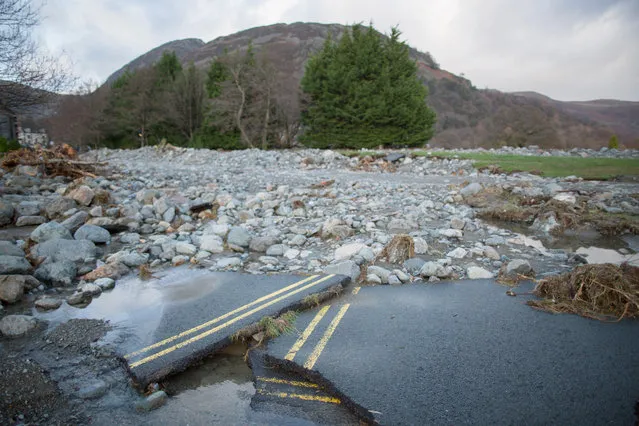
[
  {"left": 366, "top": 274, "right": 382, "bottom": 284},
  {"left": 162, "top": 207, "right": 176, "bottom": 223},
  {"left": 419, "top": 261, "right": 441, "bottom": 278},
  {"left": 89, "top": 206, "right": 103, "bottom": 217},
  {"left": 16, "top": 201, "right": 41, "bottom": 217},
  {"left": 266, "top": 244, "right": 286, "bottom": 256},
  {"left": 15, "top": 215, "right": 47, "bottom": 226},
  {"left": 506, "top": 259, "right": 533, "bottom": 276},
  {"left": 0, "top": 241, "right": 24, "bottom": 256},
  {"left": 325, "top": 260, "right": 360, "bottom": 281},
  {"left": 358, "top": 247, "right": 375, "bottom": 262},
  {"left": 175, "top": 242, "right": 197, "bottom": 256},
  {"left": 388, "top": 275, "right": 402, "bottom": 285},
  {"left": 61, "top": 211, "right": 89, "bottom": 232},
  {"left": 288, "top": 234, "right": 307, "bottom": 246},
  {"left": 94, "top": 278, "right": 115, "bottom": 290},
  {"left": 67, "top": 291, "right": 92, "bottom": 306},
  {"left": 45, "top": 197, "right": 77, "bottom": 219},
  {"left": 413, "top": 238, "right": 429, "bottom": 255},
  {"left": 80, "top": 283, "right": 102, "bottom": 296},
  {"left": 69, "top": 185, "right": 95, "bottom": 206},
  {"left": 259, "top": 256, "right": 279, "bottom": 265},
  {"left": 35, "top": 297, "right": 63, "bottom": 310},
  {"left": 199, "top": 235, "right": 224, "bottom": 254},
  {"left": 334, "top": 243, "right": 367, "bottom": 262},
  {"left": 403, "top": 258, "right": 426, "bottom": 275},
  {"left": 0, "top": 275, "right": 25, "bottom": 303},
  {"left": 249, "top": 236, "right": 279, "bottom": 253},
  {"left": 321, "top": 218, "right": 353, "bottom": 239},
  {"left": 74, "top": 224, "right": 111, "bottom": 243},
  {"left": 446, "top": 247, "right": 468, "bottom": 259},
  {"left": 387, "top": 218, "right": 416, "bottom": 234},
  {"left": 0, "top": 200, "right": 14, "bottom": 226},
  {"left": 467, "top": 266, "right": 494, "bottom": 279},
  {"left": 283, "top": 248, "right": 300, "bottom": 260},
  {"left": 107, "top": 250, "right": 148, "bottom": 267},
  {"left": 483, "top": 246, "right": 501, "bottom": 260},
  {"left": 35, "top": 261, "right": 77, "bottom": 286},
  {"left": 30, "top": 221, "right": 73, "bottom": 243},
  {"left": 367, "top": 266, "right": 391, "bottom": 284},
  {"left": 227, "top": 226, "right": 252, "bottom": 248},
  {"left": 393, "top": 269, "right": 411, "bottom": 283},
  {"left": 450, "top": 217, "right": 466, "bottom": 230},
  {"left": 153, "top": 197, "right": 171, "bottom": 215},
  {"left": 0, "top": 256, "right": 32, "bottom": 274},
  {"left": 217, "top": 257, "right": 242, "bottom": 268},
  {"left": 485, "top": 235, "right": 506, "bottom": 246},
  {"left": 460, "top": 182, "right": 482, "bottom": 197},
  {"left": 0, "top": 315, "right": 37, "bottom": 337},
  {"left": 439, "top": 229, "right": 463, "bottom": 239},
  {"left": 135, "top": 391, "right": 168, "bottom": 412},
  {"left": 204, "top": 223, "right": 229, "bottom": 237},
  {"left": 530, "top": 212, "right": 560, "bottom": 235},
  {"left": 78, "top": 380, "right": 108, "bottom": 399},
  {"left": 34, "top": 238, "right": 96, "bottom": 263}
]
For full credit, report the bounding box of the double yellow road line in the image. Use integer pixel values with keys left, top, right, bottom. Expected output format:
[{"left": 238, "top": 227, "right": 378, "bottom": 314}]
[{"left": 125, "top": 274, "right": 336, "bottom": 369}]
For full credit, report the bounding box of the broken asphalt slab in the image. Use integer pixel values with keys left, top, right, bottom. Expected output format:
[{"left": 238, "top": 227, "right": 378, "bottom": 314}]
[
  {"left": 108, "top": 270, "right": 348, "bottom": 387},
  {"left": 265, "top": 281, "right": 639, "bottom": 425}
]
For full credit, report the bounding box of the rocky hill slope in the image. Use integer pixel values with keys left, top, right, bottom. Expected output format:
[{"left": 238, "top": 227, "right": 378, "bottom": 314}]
[{"left": 105, "top": 23, "right": 639, "bottom": 149}]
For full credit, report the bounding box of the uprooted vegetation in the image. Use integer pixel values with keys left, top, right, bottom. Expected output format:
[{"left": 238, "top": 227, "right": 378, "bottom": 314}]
[
  {"left": 1, "top": 145, "right": 107, "bottom": 178},
  {"left": 465, "top": 186, "right": 639, "bottom": 236},
  {"left": 527, "top": 263, "right": 639, "bottom": 320},
  {"left": 377, "top": 234, "right": 415, "bottom": 264}
]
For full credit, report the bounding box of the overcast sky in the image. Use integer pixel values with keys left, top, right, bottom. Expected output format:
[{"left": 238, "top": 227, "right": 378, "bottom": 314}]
[{"left": 35, "top": 0, "right": 639, "bottom": 101}]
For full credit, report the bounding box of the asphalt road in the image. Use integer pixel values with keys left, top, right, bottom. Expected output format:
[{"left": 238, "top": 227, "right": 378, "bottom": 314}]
[
  {"left": 265, "top": 281, "right": 639, "bottom": 425},
  {"left": 118, "top": 272, "right": 348, "bottom": 387}
]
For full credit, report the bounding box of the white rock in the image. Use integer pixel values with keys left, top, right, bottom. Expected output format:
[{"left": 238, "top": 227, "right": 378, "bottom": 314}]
[
  {"left": 439, "top": 229, "right": 463, "bottom": 239},
  {"left": 467, "top": 266, "right": 494, "bottom": 279},
  {"left": 284, "top": 249, "right": 300, "bottom": 260},
  {"left": 446, "top": 247, "right": 468, "bottom": 259},
  {"left": 334, "top": 243, "right": 367, "bottom": 261},
  {"left": 413, "top": 237, "right": 429, "bottom": 254}
]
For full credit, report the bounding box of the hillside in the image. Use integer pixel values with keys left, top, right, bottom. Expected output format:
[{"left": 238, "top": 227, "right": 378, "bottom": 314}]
[{"left": 105, "top": 22, "right": 638, "bottom": 149}]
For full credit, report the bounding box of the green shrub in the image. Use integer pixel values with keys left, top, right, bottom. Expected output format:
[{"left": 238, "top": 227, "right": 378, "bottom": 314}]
[
  {"left": 0, "top": 137, "right": 21, "bottom": 153},
  {"left": 608, "top": 135, "right": 619, "bottom": 150}
]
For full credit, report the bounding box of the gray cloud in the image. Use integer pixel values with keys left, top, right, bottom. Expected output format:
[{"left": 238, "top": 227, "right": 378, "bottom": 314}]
[{"left": 35, "top": 0, "right": 638, "bottom": 100}]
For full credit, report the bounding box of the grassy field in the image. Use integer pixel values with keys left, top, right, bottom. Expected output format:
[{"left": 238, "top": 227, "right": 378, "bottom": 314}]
[{"left": 338, "top": 149, "right": 639, "bottom": 180}]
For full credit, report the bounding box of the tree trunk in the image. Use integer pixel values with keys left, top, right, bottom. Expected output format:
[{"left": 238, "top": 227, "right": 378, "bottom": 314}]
[
  {"left": 261, "top": 87, "right": 271, "bottom": 150},
  {"left": 234, "top": 76, "right": 251, "bottom": 148}
]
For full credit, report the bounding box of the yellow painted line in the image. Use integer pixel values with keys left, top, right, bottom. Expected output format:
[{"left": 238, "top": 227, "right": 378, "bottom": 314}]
[
  {"left": 351, "top": 286, "right": 361, "bottom": 295},
  {"left": 285, "top": 305, "right": 330, "bottom": 361},
  {"left": 304, "top": 304, "right": 351, "bottom": 370},
  {"left": 129, "top": 275, "right": 336, "bottom": 369},
  {"left": 256, "top": 377, "right": 319, "bottom": 389},
  {"left": 256, "top": 389, "right": 340, "bottom": 404},
  {"left": 125, "top": 274, "right": 320, "bottom": 359}
]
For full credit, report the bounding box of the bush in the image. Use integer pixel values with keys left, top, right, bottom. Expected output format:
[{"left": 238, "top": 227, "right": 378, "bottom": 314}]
[
  {"left": 0, "top": 137, "right": 21, "bottom": 153},
  {"left": 608, "top": 135, "right": 619, "bottom": 150}
]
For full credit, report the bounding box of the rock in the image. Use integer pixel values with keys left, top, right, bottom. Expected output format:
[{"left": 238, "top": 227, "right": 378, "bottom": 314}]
[
  {"left": 404, "top": 258, "right": 426, "bottom": 275},
  {"left": 16, "top": 201, "right": 41, "bottom": 217},
  {"left": 0, "top": 200, "right": 15, "bottom": 226},
  {"left": 15, "top": 215, "right": 47, "bottom": 226},
  {"left": 227, "top": 227, "right": 252, "bottom": 248},
  {"left": 483, "top": 246, "right": 501, "bottom": 260},
  {"left": 135, "top": 391, "right": 168, "bottom": 412},
  {"left": 325, "top": 260, "right": 360, "bottom": 281},
  {"left": 506, "top": 259, "right": 533, "bottom": 276},
  {"left": 89, "top": 206, "right": 103, "bottom": 217},
  {"left": 266, "top": 244, "right": 287, "bottom": 256},
  {"left": 34, "top": 238, "right": 96, "bottom": 263},
  {"left": 460, "top": 182, "right": 482, "bottom": 197},
  {"left": 199, "top": 235, "right": 224, "bottom": 253},
  {"left": 553, "top": 193, "right": 576, "bottom": 204},
  {"left": 388, "top": 275, "right": 402, "bottom": 285},
  {"left": 0, "top": 241, "right": 24, "bottom": 256},
  {"left": 283, "top": 248, "right": 300, "bottom": 260},
  {"left": 107, "top": 250, "right": 148, "bottom": 267},
  {"left": 0, "top": 256, "right": 33, "bottom": 274},
  {"left": 249, "top": 236, "right": 279, "bottom": 253},
  {"left": 322, "top": 218, "right": 353, "bottom": 239},
  {"left": 30, "top": 221, "right": 73, "bottom": 243},
  {"left": 35, "top": 261, "right": 77, "bottom": 286},
  {"left": 153, "top": 197, "right": 172, "bottom": 215},
  {"left": 467, "top": 266, "right": 494, "bottom": 279},
  {"left": 204, "top": 223, "right": 229, "bottom": 237},
  {"left": 74, "top": 224, "right": 111, "bottom": 243},
  {"left": 94, "top": 278, "right": 115, "bottom": 290},
  {"left": 217, "top": 257, "right": 242, "bottom": 268},
  {"left": 366, "top": 274, "right": 382, "bottom": 284},
  {"left": 384, "top": 153, "right": 405, "bottom": 163},
  {"left": 0, "top": 275, "right": 25, "bottom": 303},
  {"left": 334, "top": 243, "right": 367, "bottom": 262},
  {"left": 81, "top": 262, "right": 129, "bottom": 281},
  {"left": 288, "top": 234, "right": 306, "bottom": 246},
  {"left": 45, "top": 197, "right": 77, "bottom": 219},
  {"left": 67, "top": 291, "right": 92, "bottom": 306},
  {"left": 530, "top": 212, "right": 560, "bottom": 234},
  {"left": 162, "top": 207, "right": 176, "bottom": 223},
  {"left": 35, "top": 297, "right": 63, "bottom": 310},
  {"left": 80, "top": 283, "right": 102, "bottom": 296},
  {"left": 446, "top": 247, "right": 468, "bottom": 259},
  {"left": 61, "top": 211, "right": 89, "bottom": 232},
  {"left": 367, "top": 266, "right": 391, "bottom": 284},
  {"left": 120, "top": 233, "right": 141, "bottom": 244},
  {"left": 439, "top": 229, "right": 463, "bottom": 239},
  {"left": 419, "top": 261, "right": 441, "bottom": 278},
  {"left": 78, "top": 380, "right": 108, "bottom": 399},
  {"left": 358, "top": 247, "right": 375, "bottom": 262},
  {"left": 485, "top": 236, "right": 506, "bottom": 246},
  {"left": 393, "top": 269, "right": 410, "bottom": 283},
  {"left": 175, "top": 242, "right": 197, "bottom": 256},
  {"left": 69, "top": 185, "right": 95, "bottom": 206},
  {"left": 0, "top": 315, "right": 37, "bottom": 337},
  {"left": 387, "top": 218, "right": 416, "bottom": 234},
  {"left": 450, "top": 217, "right": 466, "bottom": 230},
  {"left": 137, "top": 189, "right": 159, "bottom": 205},
  {"left": 259, "top": 256, "right": 279, "bottom": 265}
]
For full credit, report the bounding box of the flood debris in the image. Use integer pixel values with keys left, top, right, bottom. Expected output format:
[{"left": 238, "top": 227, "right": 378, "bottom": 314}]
[
  {"left": 378, "top": 234, "right": 415, "bottom": 264},
  {"left": 1, "top": 145, "right": 107, "bottom": 179},
  {"left": 527, "top": 263, "right": 639, "bottom": 320}
]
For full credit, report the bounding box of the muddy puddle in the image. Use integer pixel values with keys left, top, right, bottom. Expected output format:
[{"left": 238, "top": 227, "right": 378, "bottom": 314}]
[{"left": 484, "top": 219, "right": 639, "bottom": 266}]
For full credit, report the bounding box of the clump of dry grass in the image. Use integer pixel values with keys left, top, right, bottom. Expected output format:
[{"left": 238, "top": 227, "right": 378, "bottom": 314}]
[
  {"left": 527, "top": 263, "right": 639, "bottom": 320},
  {"left": 378, "top": 235, "right": 415, "bottom": 264},
  {"left": 138, "top": 264, "right": 155, "bottom": 281}
]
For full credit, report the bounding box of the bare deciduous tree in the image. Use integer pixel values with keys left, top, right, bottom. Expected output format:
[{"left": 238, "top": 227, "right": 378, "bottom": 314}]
[
  {"left": 0, "top": 0, "right": 73, "bottom": 111},
  {"left": 171, "top": 63, "right": 205, "bottom": 142}
]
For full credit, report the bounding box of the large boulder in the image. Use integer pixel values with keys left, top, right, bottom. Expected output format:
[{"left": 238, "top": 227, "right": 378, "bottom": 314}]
[
  {"left": 34, "top": 238, "right": 96, "bottom": 264},
  {"left": 15, "top": 216, "right": 47, "bottom": 227},
  {"left": 45, "top": 197, "right": 77, "bottom": 219},
  {"left": 505, "top": 259, "right": 533, "bottom": 277},
  {"left": 0, "top": 256, "right": 33, "bottom": 274},
  {"left": 0, "top": 315, "right": 37, "bottom": 337},
  {"left": 324, "top": 260, "right": 360, "bottom": 282},
  {"left": 30, "top": 221, "right": 73, "bottom": 243},
  {"left": 74, "top": 224, "right": 111, "bottom": 244},
  {"left": 0, "top": 241, "right": 24, "bottom": 257},
  {"left": 35, "top": 261, "right": 77, "bottom": 286},
  {"left": 0, "top": 200, "right": 14, "bottom": 226},
  {"left": 61, "top": 211, "right": 89, "bottom": 232},
  {"left": 0, "top": 275, "right": 25, "bottom": 303},
  {"left": 81, "top": 262, "right": 129, "bottom": 281},
  {"left": 227, "top": 227, "right": 252, "bottom": 248},
  {"left": 249, "top": 236, "right": 280, "bottom": 253},
  {"left": 199, "top": 235, "right": 224, "bottom": 254},
  {"left": 467, "top": 266, "right": 494, "bottom": 279},
  {"left": 460, "top": 182, "right": 482, "bottom": 198},
  {"left": 16, "top": 201, "right": 41, "bottom": 217},
  {"left": 334, "top": 243, "right": 367, "bottom": 262},
  {"left": 69, "top": 185, "right": 95, "bottom": 206},
  {"left": 321, "top": 218, "right": 353, "bottom": 239}
]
